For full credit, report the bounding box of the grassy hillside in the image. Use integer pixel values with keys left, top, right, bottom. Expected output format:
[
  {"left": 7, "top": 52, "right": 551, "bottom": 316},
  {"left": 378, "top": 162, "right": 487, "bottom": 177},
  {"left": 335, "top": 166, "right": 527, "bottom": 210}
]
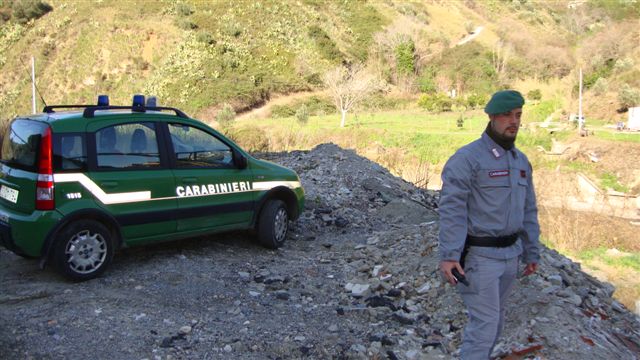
[{"left": 0, "top": 0, "right": 638, "bottom": 124}]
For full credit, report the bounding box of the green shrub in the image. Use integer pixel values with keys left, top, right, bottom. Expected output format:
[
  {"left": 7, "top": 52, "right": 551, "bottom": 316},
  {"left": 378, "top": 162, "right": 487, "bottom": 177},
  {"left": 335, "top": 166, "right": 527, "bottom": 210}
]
[
  {"left": 216, "top": 104, "right": 236, "bottom": 128},
  {"left": 196, "top": 31, "right": 215, "bottom": 45},
  {"left": 526, "top": 99, "right": 561, "bottom": 123},
  {"left": 614, "top": 57, "right": 634, "bottom": 72},
  {"left": 527, "top": 89, "right": 542, "bottom": 101},
  {"left": 592, "top": 78, "right": 609, "bottom": 95},
  {"left": 227, "top": 127, "right": 269, "bottom": 152},
  {"left": 361, "top": 94, "right": 413, "bottom": 111},
  {"left": 223, "top": 23, "right": 242, "bottom": 37},
  {"left": 583, "top": 58, "right": 615, "bottom": 90},
  {"left": 176, "top": 18, "right": 198, "bottom": 30},
  {"left": 341, "top": 2, "right": 386, "bottom": 62},
  {"left": 295, "top": 104, "right": 309, "bottom": 125},
  {"left": 300, "top": 96, "right": 335, "bottom": 115},
  {"left": 175, "top": 3, "right": 193, "bottom": 16},
  {"left": 418, "top": 93, "right": 453, "bottom": 112},
  {"left": 271, "top": 105, "right": 296, "bottom": 118},
  {"left": 395, "top": 39, "right": 415, "bottom": 75},
  {"left": 464, "top": 92, "right": 488, "bottom": 109},
  {"left": 618, "top": 84, "right": 640, "bottom": 110},
  {"left": 304, "top": 73, "right": 323, "bottom": 86},
  {"left": 417, "top": 75, "right": 436, "bottom": 94},
  {"left": 308, "top": 25, "right": 343, "bottom": 63},
  {"left": 12, "top": 0, "right": 52, "bottom": 24},
  {"left": 435, "top": 42, "right": 497, "bottom": 96}
]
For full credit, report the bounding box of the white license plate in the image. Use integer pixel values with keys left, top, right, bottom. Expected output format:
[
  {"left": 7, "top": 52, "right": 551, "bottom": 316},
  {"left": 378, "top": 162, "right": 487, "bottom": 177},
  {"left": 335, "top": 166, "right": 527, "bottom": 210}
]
[{"left": 0, "top": 185, "right": 19, "bottom": 203}]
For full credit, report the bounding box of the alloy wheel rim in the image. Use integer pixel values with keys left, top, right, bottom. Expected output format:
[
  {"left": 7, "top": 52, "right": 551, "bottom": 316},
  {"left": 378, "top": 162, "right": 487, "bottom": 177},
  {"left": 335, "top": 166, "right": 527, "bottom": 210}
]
[
  {"left": 65, "top": 230, "right": 107, "bottom": 274},
  {"left": 274, "top": 208, "right": 288, "bottom": 243}
]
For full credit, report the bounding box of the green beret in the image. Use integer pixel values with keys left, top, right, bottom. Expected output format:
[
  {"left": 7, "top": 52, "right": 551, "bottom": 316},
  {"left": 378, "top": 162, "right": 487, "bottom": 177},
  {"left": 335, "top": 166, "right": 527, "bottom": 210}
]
[{"left": 484, "top": 90, "right": 525, "bottom": 115}]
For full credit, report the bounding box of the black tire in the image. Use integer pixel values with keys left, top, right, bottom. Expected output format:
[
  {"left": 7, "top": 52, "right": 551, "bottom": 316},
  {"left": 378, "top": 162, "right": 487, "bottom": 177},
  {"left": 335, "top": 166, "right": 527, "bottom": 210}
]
[
  {"left": 53, "top": 220, "right": 114, "bottom": 281},
  {"left": 257, "top": 200, "right": 289, "bottom": 249}
]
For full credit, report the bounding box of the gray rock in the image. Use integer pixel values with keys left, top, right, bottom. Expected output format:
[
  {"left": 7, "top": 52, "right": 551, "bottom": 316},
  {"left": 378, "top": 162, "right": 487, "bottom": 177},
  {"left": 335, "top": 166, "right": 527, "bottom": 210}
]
[
  {"left": 274, "top": 290, "right": 290, "bottom": 300},
  {"left": 547, "top": 274, "right": 563, "bottom": 286}
]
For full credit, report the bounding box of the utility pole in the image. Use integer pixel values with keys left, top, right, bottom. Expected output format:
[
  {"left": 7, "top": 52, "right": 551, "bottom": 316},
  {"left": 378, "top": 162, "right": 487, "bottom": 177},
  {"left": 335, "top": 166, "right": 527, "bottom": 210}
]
[
  {"left": 31, "top": 56, "right": 36, "bottom": 114},
  {"left": 578, "top": 67, "right": 586, "bottom": 136}
]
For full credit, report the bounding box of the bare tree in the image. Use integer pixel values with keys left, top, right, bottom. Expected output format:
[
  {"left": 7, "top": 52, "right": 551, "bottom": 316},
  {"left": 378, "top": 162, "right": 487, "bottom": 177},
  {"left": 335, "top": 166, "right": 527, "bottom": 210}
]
[
  {"left": 492, "top": 40, "right": 512, "bottom": 81},
  {"left": 323, "top": 64, "right": 384, "bottom": 127}
]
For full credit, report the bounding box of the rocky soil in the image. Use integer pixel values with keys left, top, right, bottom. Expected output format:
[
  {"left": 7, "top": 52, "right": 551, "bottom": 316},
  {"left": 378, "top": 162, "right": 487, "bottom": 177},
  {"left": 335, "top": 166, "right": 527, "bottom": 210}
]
[{"left": 1, "top": 143, "right": 639, "bottom": 360}]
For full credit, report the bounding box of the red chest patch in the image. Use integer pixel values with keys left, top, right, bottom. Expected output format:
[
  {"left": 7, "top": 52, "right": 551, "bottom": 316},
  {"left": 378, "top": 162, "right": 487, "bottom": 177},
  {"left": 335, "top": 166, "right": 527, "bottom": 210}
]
[
  {"left": 520, "top": 170, "right": 527, "bottom": 178},
  {"left": 489, "top": 170, "right": 509, "bottom": 177}
]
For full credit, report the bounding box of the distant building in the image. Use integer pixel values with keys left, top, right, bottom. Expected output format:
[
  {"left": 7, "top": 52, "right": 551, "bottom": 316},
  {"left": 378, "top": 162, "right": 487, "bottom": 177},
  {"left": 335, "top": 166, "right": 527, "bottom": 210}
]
[{"left": 629, "top": 107, "right": 640, "bottom": 131}]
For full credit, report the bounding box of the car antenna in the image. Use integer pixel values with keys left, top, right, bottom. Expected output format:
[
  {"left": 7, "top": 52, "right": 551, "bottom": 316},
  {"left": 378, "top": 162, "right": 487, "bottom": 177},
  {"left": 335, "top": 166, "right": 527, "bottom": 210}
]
[{"left": 19, "top": 56, "right": 48, "bottom": 112}]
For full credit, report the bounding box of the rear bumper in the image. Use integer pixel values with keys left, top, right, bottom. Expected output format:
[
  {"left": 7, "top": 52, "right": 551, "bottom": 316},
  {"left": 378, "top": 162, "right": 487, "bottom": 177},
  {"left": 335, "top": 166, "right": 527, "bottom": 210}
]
[
  {"left": 0, "top": 221, "right": 21, "bottom": 254},
  {"left": 0, "top": 208, "right": 62, "bottom": 257}
]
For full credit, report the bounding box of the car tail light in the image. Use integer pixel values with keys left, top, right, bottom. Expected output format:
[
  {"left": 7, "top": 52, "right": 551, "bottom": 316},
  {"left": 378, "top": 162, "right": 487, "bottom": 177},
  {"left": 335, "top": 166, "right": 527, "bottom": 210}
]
[{"left": 36, "top": 126, "right": 54, "bottom": 210}]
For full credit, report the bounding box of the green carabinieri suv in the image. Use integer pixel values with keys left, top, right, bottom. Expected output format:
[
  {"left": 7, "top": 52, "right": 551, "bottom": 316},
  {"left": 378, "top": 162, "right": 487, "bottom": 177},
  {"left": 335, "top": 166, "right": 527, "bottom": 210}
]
[{"left": 0, "top": 95, "right": 304, "bottom": 281}]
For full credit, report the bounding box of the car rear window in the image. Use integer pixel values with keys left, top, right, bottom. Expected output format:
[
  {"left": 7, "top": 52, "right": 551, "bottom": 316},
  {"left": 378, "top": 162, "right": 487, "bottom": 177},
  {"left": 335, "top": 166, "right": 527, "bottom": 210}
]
[
  {"left": 53, "top": 133, "right": 87, "bottom": 171},
  {"left": 0, "top": 119, "right": 48, "bottom": 172}
]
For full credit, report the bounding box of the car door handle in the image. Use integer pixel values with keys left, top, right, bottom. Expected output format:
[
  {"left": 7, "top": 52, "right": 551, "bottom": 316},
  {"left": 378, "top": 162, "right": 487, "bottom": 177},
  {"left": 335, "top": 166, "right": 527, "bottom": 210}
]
[
  {"left": 100, "top": 181, "right": 119, "bottom": 188},
  {"left": 181, "top": 177, "right": 198, "bottom": 184}
]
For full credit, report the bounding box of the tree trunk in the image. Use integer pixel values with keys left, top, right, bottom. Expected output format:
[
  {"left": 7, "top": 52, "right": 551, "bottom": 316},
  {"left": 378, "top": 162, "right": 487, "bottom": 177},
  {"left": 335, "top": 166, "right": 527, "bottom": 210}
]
[{"left": 340, "top": 109, "right": 347, "bottom": 128}]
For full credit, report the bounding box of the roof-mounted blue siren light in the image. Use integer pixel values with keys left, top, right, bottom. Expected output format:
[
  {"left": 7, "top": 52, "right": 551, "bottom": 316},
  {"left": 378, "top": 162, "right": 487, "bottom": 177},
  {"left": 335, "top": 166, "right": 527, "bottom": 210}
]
[
  {"left": 97, "top": 95, "right": 109, "bottom": 106},
  {"left": 132, "top": 94, "right": 145, "bottom": 112},
  {"left": 146, "top": 96, "right": 157, "bottom": 108}
]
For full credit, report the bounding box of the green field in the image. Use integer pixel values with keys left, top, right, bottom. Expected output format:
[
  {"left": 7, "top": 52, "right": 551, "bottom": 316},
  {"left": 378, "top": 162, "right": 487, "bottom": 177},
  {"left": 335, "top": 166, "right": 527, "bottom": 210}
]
[{"left": 232, "top": 109, "right": 559, "bottom": 164}]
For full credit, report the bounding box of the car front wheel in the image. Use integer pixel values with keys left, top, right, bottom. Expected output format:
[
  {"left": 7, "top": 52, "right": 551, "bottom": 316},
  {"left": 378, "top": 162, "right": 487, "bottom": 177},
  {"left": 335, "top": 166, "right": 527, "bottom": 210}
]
[
  {"left": 53, "top": 220, "right": 114, "bottom": 281},
  {"left": 257, "top": 200, "right": 289, "bottom": 249}
]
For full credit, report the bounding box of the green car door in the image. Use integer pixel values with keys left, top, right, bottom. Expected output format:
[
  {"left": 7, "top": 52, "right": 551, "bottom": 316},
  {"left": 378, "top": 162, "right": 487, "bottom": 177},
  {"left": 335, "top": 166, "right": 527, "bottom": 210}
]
[
  {"left": 167, "top": 122, "right": 255, "bottom": 232},
  {"left": 84, "top": 120, "right": 177, "bottom": 244}
]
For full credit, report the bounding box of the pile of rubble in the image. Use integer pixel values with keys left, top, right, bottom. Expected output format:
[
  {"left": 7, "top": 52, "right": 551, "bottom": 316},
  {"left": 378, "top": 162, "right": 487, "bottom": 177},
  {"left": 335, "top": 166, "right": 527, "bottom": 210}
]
[{"left": 273, "top": 143, "right": 640, "bottom": 359}]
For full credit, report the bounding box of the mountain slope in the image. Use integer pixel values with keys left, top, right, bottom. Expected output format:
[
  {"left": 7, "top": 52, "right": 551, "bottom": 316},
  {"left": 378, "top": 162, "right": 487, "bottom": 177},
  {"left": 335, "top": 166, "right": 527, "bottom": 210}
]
[{"left": 0, "top": 0, "right": 638, "bottom": 122}]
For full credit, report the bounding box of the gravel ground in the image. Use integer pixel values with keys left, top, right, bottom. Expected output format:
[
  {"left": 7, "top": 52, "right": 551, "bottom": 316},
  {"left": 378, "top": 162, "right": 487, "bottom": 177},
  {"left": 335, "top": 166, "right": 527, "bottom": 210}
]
[{"left": 1, "top": 144, "right": 639, "bottom": 360}]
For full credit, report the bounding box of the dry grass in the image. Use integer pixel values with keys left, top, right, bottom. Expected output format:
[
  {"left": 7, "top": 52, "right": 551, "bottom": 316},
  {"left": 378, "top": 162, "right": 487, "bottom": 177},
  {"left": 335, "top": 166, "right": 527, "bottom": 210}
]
[
  {"left": 579, "top": 255, "right": 640, "bottom": 310},
  {"left": 539, "top": 205, "right": 640, "bottom": 309},
  {"left": 539, "top": 206, "right": 640, "bottom": 253}
]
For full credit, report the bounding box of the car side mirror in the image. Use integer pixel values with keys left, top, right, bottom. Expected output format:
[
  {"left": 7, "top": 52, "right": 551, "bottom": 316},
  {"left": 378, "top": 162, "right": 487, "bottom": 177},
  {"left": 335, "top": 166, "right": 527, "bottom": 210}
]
[{"left": 233, "top": 150, "right": 247, "bottom": 169}]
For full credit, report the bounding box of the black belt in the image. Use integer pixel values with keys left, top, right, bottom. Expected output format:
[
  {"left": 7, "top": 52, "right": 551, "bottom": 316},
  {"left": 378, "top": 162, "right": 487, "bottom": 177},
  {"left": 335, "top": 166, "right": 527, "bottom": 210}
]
[
  {"left": 460, "top": 233, "right": 519, "bottom": 268},
  {"left": 466, "top": 233, "right": 519, "bottom": 248}
]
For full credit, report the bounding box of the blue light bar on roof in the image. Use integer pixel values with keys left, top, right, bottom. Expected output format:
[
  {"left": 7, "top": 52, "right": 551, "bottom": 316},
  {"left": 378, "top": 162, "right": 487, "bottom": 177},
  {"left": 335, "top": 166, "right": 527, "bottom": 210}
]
[
  {"left": 97, "top": 95, "right": 109, "bottom": 106},
  {"left": 146, "top": 96, "right": 157, "bottom": 107},
  {"left": 132, "top": 94, "right": 145, "bottom": 107}
]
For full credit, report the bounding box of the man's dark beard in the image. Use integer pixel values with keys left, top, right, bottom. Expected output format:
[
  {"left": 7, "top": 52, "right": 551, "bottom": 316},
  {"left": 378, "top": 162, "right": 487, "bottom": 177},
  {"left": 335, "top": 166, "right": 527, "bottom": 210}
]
[{"left": 485, "top": 121, "right": 515, "bottom": 150}]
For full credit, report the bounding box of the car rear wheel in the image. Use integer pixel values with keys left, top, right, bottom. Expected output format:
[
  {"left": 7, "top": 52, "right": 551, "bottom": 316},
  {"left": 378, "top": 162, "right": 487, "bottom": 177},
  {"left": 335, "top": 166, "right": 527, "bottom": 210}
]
[
  {"left": 53, "top": 220, "right": 114, "bottom": 281},
  {"left": 257, "top": 200, "right": 289, "bottom": 249}
]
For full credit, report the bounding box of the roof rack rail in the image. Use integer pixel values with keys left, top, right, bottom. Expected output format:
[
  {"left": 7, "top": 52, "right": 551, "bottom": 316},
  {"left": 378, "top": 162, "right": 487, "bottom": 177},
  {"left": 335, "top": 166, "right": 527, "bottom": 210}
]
[
  {"left": 82, "top": 105, "right": 188, "bottom": 118},
  {"left": 43, "top": 105, "right": 95, "bottom": 113}
]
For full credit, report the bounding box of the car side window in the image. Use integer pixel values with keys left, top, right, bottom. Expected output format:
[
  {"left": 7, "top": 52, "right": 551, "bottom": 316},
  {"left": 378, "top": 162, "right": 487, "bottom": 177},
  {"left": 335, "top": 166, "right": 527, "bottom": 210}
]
[
  {"left": 53, "top": 134, "right": 87, "bottom": 171},
  {"left": 168, "top": 123, "right": 233, "bottom": 168},
  {"left": 95, "top": 122, "right": 160, "bottom": 169}
]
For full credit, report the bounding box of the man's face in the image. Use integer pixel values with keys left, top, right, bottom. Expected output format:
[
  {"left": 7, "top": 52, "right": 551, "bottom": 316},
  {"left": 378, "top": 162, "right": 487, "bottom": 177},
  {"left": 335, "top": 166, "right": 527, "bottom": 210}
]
[{"left": 489, "top": 108, "right": 522, "bottom": 140}]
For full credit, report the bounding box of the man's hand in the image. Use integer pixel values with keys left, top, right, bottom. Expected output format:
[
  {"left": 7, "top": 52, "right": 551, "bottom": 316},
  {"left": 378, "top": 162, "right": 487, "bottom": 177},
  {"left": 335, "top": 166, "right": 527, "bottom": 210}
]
[
  {"left": 440, "top": 260, "right": 464, "bottom": 285},
  {"left": 522, "top": 262, "right": 538, "bottom": 276}
]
